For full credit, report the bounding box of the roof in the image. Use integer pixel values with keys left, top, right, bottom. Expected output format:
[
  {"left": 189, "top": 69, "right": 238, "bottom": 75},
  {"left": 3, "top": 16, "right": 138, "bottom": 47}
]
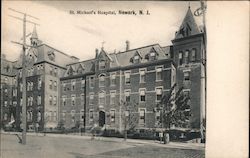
[
  {"left": 63, "top": 43, "right": 172, "bottom": 77},
  {"left": 175, "top": 7, "right": 201, "bottom": 39},
  {"left": 1, "top": 58, "right": 18, "bottom": 76},
  {"left": 31, "top": 25, "right": 38, "bottom": 39},
  {"left": 15, "top": 43, "right": 80, "bottom": 69}
]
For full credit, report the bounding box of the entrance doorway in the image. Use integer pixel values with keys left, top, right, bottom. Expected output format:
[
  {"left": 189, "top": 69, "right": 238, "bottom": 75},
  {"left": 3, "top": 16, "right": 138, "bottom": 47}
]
[{"left": 99, "top": 111, "right": 105, "bottom": 127}]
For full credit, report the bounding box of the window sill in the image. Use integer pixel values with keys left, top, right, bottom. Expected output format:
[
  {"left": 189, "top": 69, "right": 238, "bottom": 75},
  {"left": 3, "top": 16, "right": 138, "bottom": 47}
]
[{"left": 155, "top": 80, "right": 163, "bottom": 82}]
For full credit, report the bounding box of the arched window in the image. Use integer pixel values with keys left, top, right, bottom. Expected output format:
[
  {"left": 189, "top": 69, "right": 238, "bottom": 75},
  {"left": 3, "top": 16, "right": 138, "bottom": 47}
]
[{"left": 99, "top": 74, "right": 105, "bottom": 87}]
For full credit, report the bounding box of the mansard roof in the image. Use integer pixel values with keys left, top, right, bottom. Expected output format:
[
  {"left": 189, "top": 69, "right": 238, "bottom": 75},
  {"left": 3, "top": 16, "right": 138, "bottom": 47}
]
[
  {"left": 1, "top": 58, "right": 18, "bottom": 76},
  {"left": 15, "top": 43, "right": 79, "bottom": 69},
  {"left": 65, "top": 43, "right": 172, "bottom": 77}
]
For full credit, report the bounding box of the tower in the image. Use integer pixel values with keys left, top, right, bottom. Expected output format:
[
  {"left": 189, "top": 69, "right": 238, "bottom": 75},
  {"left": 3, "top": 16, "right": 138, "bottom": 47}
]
[
  {"left": 30, "top": 25, "right": 39, "bottom": 46},
  {"left": 171, "top": 6, "right": 206, "bottom": 130}
]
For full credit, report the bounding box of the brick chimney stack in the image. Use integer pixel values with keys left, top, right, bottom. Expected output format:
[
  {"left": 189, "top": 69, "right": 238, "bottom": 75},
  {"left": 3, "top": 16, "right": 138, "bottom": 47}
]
[
  {"left": 95, "top": 48, "right": 99, "bottom": 58},
  {"left": 125, "top": 40, "right": 130, "bottom": 51}
]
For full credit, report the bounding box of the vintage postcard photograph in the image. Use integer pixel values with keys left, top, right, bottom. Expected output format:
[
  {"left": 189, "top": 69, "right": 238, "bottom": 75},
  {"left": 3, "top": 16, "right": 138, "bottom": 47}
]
[{"left": 1, "top": 1, "right": 248, "bottom": 158}]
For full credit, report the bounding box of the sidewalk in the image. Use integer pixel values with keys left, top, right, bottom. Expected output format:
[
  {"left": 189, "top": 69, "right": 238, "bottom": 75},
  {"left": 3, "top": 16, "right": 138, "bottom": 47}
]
[{"left": 1, "top": 131, "right": 205, "bottom": 150}]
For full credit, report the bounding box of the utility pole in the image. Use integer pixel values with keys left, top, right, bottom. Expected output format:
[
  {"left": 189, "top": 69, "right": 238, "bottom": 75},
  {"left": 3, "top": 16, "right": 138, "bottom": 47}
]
[
  {"left": 194, "top": 0, "right": 207, "bottom": 142},
  {"left": 9, "top": 8, "right": 39, "bottom": 145}
]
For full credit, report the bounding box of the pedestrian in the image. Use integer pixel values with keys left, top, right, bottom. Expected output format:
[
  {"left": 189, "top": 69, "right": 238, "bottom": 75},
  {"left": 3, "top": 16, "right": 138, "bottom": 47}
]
[{"left": 159, "top": 132, "right": 163, "bottom": 144}]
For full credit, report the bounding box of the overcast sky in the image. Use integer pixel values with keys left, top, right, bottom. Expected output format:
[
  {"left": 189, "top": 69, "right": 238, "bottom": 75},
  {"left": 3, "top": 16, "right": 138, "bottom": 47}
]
[{"left": 2, "top": 1, "right": 201, "bottom": 61}]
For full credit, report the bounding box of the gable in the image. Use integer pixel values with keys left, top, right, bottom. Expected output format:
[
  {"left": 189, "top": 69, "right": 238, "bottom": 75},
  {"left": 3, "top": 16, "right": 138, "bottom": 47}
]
[{"left": 175, "top": 7, "right": 200, "bottom": 39}]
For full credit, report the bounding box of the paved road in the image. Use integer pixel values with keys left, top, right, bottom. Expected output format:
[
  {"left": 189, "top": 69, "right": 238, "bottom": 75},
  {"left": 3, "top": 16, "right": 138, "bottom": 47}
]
[{"left": 0, "top": 134, "right": 205, "bottom": 158}]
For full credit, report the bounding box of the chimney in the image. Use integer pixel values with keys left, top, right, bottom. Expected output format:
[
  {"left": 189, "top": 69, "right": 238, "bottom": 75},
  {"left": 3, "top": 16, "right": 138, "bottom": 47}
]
[
  {"left": 95, "top": 48, "right": 99, "bottom": 58},
  {"left": 125, "top": 40, "right": 130, "bottom": 51}
]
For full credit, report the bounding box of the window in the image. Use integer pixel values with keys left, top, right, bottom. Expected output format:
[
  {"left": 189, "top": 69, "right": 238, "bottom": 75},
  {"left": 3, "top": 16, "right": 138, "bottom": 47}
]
[
  {"left": 99, "top": 91, "right": 105, "bottom": 105},
  {"left": 81, "top": 94, "right": 85, "bottom": 105},
  {"left": 139, "top": 109, "right": 146, "bottom": 125},
  {"left": 89, "top": 93, "right": 94, "bottom": 104},
  {"left": 13, "top": 89, "right": 17, "bottom": 97},
  {"left": 134, "top": 55, "right": 140, "bottom": 63},
  {"left": 27, "top": 82, "right": 30, "bottom": 91},
  {"left": 81, "top": 79, "right": 85, "bottom": 90},
  {"left": 71, "top": 95, "right": 75, "bottom": 106},
  {"left": 140, "top": 69, "right": 146, "bottom": 83},
  {"left": 89, "top": 109, "right": 94, "bottom": 122},
  {"left": 156, "top": 87, "right": 163, "bottom": 101},
  {"left": 125, "top": 90, "right": 131, "bottom": 102},
  {"left": 179, "top": 52, "right": 183, "bottom": 65},
  {"left": 71, "top": 80, "right": 75, "bottom": 91},
  {"left": 20, "top": 83, "right": 23, "bottom": 92},
  {"left": 150, "top": 52, "right": 156, "bottom": 60},
  {"left": 19, "top": 70, "right": 22, "bottom": 78},
  {"left": 27, "top": 111, "right": 33, "bottom": 121},
  {"left": 49, "top": 80, "right": 53, "bottom": 89},
  {"left": 62, "top": 96, "right": 66, "bottom": 106},
  {"left": 156, "top": 67, "right": 163, "bottom": 81},
  {"left": 31, "top": 82, "right": 33, "bottom": 90},
  {"left": 184, "top": 50, "right": 189, "bottom": 64},
  {"left": 49, "top": 111, "right": 53, "bottom": 121},
  {"left": 110, "top": 91, "right": 116, "bottom": 104},
  {"left": 99, "top": 74, "right": 105, "bottom": 87},
  {"left": 37, "top": 111, "right": 41, "bottom": 122},
  {"left": 28, "top": 97, "right": 30, "bottom": 106},
  {"left": 20, "top": 98, "right": 23, "bottom": 106},
  {"left": 13, "top": 101, "right": 17, "bottom": 107},
  {"left": 62, "top": 111, "right": 66, "bottom": 121},
  {"left": 63, "top": 83, "right": 66, "bottom": 91},
  {"left": 190, "top": 49, "right": 196, "bottom": 62},
  {"left": 4, "top": 101, "right": 7, "bottom": 107},
  {"left": 53, "top": 111, "right": 57, "bottom": 121},
  {"left": 125, "top": 71, "right": 131, "bottom": 84},
  {"left": 140, "top": 89, "right": 146, "bottom": 102},
  {"left": 110, "top": 110, "right": 115, "bottom": 123},
  {"left": 54, "top": 81, "right": 57, "bottom": 90},
  {"left": 53, "top": 96, "right": 57, "bottom": 106},
  {"left": 184, "top": 71, "right": 190, "bottom": 81},
  {"left": 99, "top": 60, "right": 106, "bottom": 69},
  {"left": 80, "top": 109, "right": 84, "bottom": 122},
  {"left": 37, "top": 95, "right": 41, "bottom": 105},
  {"left": 4, "top": 113, "right": 8, "bottom": 120},
  {"left": 49, "top": 95, "right": 53, "bottom": 105},
  {"left": 71, "top": 110, "right": 75, "bottom": 122},
  {"left": 28, "top": 96, "right": 33, "bottom": 106},
  {"left": 54, "top": 68, "right": 58, "bottom": 76},
  {"left": 110, "top": 73, "right": 116, "bottom": 86},
  {"left": 38, "top": 78, "right": 42, "bottom": 90},
  {"left": 89, "top": 76, "right": 94, "bottom": 88},
  {"left": 49, "top": 66, "right": 53, "bottom": 75},
  {"left": 13, "top": 77, "right": 17, "bottom": 85},
  {"left": 183, "top": 90, "right": 190, "bottom": 98},
  {"left": 155, "top": 110, "right": 161, "bottom": 125}
]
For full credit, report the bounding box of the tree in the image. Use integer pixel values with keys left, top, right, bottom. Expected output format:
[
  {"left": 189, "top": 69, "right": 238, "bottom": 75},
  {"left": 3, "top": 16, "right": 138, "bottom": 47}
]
[
  {"left": 119, "top": 100, "right": 139, "bottom": 140},
  {"left": 157, "top": 83, "right": 192, "bottom": 129}
]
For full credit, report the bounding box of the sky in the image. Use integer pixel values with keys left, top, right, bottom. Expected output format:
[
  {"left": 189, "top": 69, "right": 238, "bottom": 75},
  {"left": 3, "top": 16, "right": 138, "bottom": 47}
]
[{"left": 1, "top": 1, "right": 201, "bottom": 61}]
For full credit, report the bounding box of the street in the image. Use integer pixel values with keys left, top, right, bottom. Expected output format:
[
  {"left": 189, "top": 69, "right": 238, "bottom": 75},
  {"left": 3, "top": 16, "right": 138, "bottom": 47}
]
[{"left": 0, "top": 133, "right": 205, "bottom": 158}]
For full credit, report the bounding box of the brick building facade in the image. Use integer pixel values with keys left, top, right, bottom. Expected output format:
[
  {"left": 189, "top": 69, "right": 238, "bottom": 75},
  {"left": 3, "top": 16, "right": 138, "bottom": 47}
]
[{"left": 1, "top": 7, "right": 205, "bottom": 133}]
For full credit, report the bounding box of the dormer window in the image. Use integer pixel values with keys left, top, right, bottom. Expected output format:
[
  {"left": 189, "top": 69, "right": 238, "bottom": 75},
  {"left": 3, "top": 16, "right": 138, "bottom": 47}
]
[
  {"left": 99, "top": 60, "right": 105, "bottom": 70},
  {"left": 134, "top": 55, "right": 140, "bottom": 63}
]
